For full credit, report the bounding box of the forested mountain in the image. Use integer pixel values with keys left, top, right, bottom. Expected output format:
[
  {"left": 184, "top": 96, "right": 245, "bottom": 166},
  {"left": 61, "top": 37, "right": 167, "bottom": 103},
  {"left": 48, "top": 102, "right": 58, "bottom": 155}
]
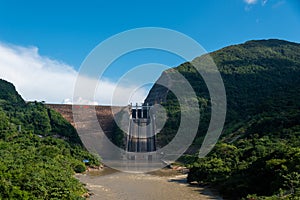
[
  {"left": 0, "top": 79, "right": 100, "bottom": 199},
  {"left": 145, "top": 39, "right": 300, "bottom": 199}
]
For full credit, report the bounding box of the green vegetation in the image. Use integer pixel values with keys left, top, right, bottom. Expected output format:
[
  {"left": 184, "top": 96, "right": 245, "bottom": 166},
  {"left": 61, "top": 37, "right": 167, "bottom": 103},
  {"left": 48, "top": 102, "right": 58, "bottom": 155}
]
[
  {"left": 147, "top": 39, "right": 300, "bottom": 199},
  {"left": 0, "top": 79, "right": 100, "bottom": 199},
  {"left": 187, "top": 133, "right": 300, "bottom": 199}
]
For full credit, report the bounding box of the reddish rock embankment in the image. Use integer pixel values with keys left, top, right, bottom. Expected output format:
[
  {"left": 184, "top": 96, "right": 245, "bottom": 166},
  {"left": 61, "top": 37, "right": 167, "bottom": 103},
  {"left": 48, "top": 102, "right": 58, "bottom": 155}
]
[{"left": 46, "top": 104, "right": 125, "bottom": 139}]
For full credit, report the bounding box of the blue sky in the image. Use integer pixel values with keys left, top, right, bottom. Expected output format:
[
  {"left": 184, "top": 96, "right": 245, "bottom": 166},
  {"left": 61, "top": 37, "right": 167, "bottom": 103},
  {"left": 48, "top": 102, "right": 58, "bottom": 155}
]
[{"left": 0, "top": 0, "right": 299, "bottom": 104}]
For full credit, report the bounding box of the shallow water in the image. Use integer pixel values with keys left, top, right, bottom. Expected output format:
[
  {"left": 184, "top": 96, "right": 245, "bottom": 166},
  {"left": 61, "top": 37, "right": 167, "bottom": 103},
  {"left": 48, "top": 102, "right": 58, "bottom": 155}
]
[{"left": 76, "top": 168, "right": 222, "bottom": 200}]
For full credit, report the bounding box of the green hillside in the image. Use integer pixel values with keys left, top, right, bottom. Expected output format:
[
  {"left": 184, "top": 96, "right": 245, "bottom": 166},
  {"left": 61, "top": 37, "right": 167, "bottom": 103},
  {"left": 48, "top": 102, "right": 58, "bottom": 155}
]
[
  {"left": 0, "top": 79, "right": 100, "bottom": 199},
  {"left": 145, "top": 39, "right": 300, "bottom": 199}
]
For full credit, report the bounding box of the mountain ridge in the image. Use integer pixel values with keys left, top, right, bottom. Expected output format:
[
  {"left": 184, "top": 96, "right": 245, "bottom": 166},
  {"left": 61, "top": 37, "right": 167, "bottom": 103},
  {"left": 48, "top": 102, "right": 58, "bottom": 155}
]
[{"left": 145, "top": 39, "right": 300, "bottom": 199}]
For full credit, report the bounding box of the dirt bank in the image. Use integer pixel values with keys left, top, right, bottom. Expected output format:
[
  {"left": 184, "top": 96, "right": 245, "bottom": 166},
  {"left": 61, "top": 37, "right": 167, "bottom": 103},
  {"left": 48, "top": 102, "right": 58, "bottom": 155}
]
[{"left": 76, "top": 168, "right": 222, "bottom": 200}]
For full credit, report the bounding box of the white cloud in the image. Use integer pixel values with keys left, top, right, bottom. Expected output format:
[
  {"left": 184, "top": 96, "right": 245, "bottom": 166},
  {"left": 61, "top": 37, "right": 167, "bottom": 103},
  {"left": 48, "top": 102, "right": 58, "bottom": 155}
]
[
  {"left": 244, "top": 0, "right": 257, "bottom": 5},
  {"left": 244, "top": 0, "right": 268, "bottom": 11},
  {"left": 262, "top": 0, "right": 268, "bottom": 6},
  {"left": 244, "top": 0, "right": 268, "bottom": 6},
  {"left": 0, "top": 42, "right": 148, "bottom": 105}
]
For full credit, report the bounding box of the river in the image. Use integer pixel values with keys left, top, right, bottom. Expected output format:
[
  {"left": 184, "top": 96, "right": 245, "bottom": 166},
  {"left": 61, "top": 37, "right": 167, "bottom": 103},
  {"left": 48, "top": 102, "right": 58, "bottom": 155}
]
[{"left": 75, "top": 168, "right": 222, "bottom": 200}]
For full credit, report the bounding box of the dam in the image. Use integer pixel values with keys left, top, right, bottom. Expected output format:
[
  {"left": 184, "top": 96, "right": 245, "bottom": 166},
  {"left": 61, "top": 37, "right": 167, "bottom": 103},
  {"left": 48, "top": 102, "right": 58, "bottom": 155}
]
[{"left": 47, "top": 103, "right": 157, "bottom": 157}]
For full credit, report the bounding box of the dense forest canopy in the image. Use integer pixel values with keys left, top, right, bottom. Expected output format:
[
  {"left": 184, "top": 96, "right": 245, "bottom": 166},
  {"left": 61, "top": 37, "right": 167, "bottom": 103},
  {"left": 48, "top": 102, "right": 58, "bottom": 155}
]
[
  {"left": 0, "top": 79, "right": 100, "bottom": 199},
  {"left": 145, "top": 39, "right": 300, "bottom": 199}
]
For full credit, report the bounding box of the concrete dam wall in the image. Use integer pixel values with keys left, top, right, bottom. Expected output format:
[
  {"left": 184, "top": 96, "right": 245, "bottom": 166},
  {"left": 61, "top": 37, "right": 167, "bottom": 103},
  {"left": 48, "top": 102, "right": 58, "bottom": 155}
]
[
  {"left": 46, "top": 104, "right": 119, "bottom": 141},
  {"left": 46, "top": 104, "right": 157, "bottom": 154}
]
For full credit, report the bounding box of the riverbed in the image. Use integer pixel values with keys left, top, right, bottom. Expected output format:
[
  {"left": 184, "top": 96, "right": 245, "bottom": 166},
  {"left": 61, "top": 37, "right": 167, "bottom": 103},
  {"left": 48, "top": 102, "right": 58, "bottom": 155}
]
[{"left": 76, "top": 168, "right": 222, "bottom": 200}]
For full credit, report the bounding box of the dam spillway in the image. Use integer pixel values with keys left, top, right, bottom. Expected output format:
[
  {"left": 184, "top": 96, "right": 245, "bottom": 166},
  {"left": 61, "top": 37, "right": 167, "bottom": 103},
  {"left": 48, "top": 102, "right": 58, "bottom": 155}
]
[{"left": 126, "top": 103, "right": 156, "bottom": 153}]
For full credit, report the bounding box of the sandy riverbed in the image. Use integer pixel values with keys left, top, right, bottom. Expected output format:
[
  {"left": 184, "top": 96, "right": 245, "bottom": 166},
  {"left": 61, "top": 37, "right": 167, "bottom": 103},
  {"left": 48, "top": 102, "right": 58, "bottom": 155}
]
[{"left": 76, "top": 168, "right": 222, "bottom": 200}]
